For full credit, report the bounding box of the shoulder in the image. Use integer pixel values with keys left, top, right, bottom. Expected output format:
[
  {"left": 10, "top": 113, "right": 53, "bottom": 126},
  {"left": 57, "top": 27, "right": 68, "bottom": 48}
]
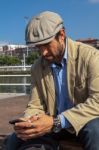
[
  {"left": 68, "top": 37, "right": 98, "bottom": 53},
  {"left": 31, "top": 57, "right": 42, "bottom": 70},
  {"left": 75, "top": 41, "right": 99, "bottom": 74},
  {"left": 67, "top": 38, "right": 99, "bottom": 61},
  {"left": 31, "top": 57, "right": 49, "bottom": 76},
  {"left": 30, "top": 56, "right": 43, "bottom": 76},
  {"left": 74, "top": 39, "right": 99, "bottom": 61}
]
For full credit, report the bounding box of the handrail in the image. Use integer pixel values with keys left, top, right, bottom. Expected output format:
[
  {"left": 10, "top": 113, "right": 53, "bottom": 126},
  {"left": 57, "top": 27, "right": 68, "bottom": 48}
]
[
  {"left": 0, "top": 83, "right": 30, "bottom": 86},
  {"left": 0, "top": 65, "right": 31, "bottom": 68},
  {"left": 0, "top": 74, "right": 30, "bottom": 77}
]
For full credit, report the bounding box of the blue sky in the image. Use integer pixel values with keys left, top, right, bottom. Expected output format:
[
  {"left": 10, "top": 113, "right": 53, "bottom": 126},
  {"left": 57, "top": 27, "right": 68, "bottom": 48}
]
[{"left": 0, "top": 0, "right": 99, "bottom": 44}]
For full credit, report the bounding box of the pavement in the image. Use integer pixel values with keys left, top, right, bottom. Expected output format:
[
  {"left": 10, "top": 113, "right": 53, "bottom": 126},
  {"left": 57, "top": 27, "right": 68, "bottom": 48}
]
[
  {"left": 0, "top": 94, "right": 83, "bottom": 150},
  {"left": 0, "top": 93, "right": 26, "bottom": 100},
  {"left": 0, "top": 94, "right": 29, "bottom": 135}
]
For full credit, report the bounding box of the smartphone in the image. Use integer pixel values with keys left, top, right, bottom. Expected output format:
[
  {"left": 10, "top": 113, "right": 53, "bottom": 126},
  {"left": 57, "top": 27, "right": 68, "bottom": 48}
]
[{"left": 9, "top": 118, "right": 26, "bottom": 125}]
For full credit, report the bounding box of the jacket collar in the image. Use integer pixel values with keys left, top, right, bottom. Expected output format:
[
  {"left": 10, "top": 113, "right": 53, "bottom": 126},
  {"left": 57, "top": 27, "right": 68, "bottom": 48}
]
[{"left": 67, "top": 38, "right": 80, "bottom": 61}]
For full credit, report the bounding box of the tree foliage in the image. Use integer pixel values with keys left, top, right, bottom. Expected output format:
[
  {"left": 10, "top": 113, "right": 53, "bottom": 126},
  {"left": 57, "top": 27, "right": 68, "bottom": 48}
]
[
  {"left": 0, "top": 51, "right": 39, "bottom": 66},
  {"left": 0, "top": 55, "right": 21, "bottom": 65},
  {"left": 26, "top": 51, "right": 39, "bottom": 65}
]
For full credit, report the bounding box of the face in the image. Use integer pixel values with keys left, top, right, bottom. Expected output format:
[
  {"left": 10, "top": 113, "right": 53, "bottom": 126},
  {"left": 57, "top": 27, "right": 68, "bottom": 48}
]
[{"left": 36, "top": 30, "right": 66, "bottom": 64}]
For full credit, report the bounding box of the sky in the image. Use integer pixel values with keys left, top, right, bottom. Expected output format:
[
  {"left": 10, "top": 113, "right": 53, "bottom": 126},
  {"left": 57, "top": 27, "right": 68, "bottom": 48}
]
[{"left": 0, "top": 0, "right": 99, "bottom": 45}]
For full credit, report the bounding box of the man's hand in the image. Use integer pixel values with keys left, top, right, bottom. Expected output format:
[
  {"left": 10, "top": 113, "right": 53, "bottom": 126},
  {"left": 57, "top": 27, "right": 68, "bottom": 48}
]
[{"left": 14, "top": 114, "right": 54, "bottom": 141}]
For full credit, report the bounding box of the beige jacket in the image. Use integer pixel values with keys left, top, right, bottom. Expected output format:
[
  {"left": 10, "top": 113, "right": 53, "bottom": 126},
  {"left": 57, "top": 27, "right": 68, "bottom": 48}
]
[{"left": 25, "top": 38, "right": 99, "bottom": 135}]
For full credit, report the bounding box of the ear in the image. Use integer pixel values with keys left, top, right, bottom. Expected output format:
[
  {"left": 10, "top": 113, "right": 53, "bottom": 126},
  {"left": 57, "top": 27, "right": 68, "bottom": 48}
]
[{"left": 59, "top": 29, "right": 65, "bottom": 43}]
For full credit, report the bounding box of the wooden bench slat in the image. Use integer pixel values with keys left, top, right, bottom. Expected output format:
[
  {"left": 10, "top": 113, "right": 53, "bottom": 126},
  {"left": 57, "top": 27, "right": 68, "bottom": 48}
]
[{"left": 60, "top": 140, "right": 83, "bottom": 150}]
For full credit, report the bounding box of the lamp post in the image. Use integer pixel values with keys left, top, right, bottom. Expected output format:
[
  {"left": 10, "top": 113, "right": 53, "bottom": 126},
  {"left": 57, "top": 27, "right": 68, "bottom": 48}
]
[
  {"left": 24, "top": 16, "right": 29, "bottom": 57},
  {"left": 23, "top": 53, "right": 26, "bottom": 71},
  {"left": 26, "top": 45, "right": 29, "bottom": 57}
]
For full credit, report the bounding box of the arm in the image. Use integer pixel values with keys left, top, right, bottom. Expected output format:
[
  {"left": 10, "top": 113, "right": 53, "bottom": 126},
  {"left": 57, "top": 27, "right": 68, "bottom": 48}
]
[
  {"left": 63, "top": 49, "right": 99, "bottom": 135},
  {"left": 24, "top": 64, "right": 46, "bottom": 117}
]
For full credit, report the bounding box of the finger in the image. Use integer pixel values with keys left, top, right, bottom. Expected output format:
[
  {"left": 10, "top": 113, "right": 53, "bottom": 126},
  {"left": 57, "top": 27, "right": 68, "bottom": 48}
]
[
  {"left": 15, "top": 121, "right": 32, "bottom": 128},
  {"left": 15, "top": 127, "right": 41, "bottom": 135},
  {"left": 17, "top": 125, "right": 50, "bottom": 138},
  {"left": 16, "top": 124, "right": 52, "bottom": 140},
  {"left": 15, "top": 125, "right": 51, "bottom": 140},
  {"left": 30, "top": 114, "right": 40, "bottom": 121},
  {"left": 17, "top": 132, "right": 45, "bottom": 140},
  {"left": 14, "top": 126, "right": 24, "bottom": 130},
  {"left": 16, "top": 126, "right": 45, "bottom": 139}
]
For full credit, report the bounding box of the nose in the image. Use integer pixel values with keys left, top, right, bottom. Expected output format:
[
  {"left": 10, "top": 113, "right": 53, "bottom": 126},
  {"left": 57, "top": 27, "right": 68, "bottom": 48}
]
[{"left": 40, "top": 46, "right": 48, "bottom": 57}]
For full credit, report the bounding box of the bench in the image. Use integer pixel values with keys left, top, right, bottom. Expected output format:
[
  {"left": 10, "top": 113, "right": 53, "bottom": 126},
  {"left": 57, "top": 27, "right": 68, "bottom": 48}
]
[
  {"left": 0, "top": 135, "right": 6, "bottom": 150},
  {"left": 60, "top": 139, "right": 83, "bottom": 150}
]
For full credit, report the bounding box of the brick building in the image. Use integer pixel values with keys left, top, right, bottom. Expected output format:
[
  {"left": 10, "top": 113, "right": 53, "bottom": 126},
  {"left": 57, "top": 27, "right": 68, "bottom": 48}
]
[{"left": 76, "top": 38, "right": 99, "bottom": 50}]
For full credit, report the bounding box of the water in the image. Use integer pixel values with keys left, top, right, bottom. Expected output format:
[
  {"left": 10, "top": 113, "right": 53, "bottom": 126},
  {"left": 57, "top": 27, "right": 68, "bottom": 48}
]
[{"left": 0, "top": 75, "right": 31, "bottom": 94}]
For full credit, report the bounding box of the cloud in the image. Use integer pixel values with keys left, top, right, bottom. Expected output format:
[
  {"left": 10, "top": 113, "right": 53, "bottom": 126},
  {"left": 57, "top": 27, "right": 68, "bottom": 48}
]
[{"left": 89, "top": 0, "right": 99, "bottom": 3}]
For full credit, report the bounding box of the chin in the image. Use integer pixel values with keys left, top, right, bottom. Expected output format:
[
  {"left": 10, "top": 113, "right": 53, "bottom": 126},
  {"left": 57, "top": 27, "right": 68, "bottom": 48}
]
[
  {"left": 45, "top": 57, "right": 54, "bottom": 61},
  {"left": 45, "top": 59, "right": 54, "bottom": 64}
]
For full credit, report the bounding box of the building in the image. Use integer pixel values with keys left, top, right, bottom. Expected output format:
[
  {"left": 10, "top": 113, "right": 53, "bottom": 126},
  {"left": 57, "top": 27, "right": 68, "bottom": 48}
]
[
  {"left": 76, "top": 38, "right": 99, "bottom": 49},
  {"left": 0, "top": 38, "right": 99, "bottom": 58},
  {"left": 0, "top": 46, "right": 3, "bottom": 54},
  {"left": 0, "top": 44, "right": 36, "bottom": 58},
  {"left": 2, "top": 44, "right": 27, "bottom": 57}
]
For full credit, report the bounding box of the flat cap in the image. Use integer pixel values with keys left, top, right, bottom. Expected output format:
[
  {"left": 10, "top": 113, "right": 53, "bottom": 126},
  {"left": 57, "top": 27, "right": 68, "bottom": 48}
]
[{"left": 25, "top": 11, "right": 63, "bottom": 45}]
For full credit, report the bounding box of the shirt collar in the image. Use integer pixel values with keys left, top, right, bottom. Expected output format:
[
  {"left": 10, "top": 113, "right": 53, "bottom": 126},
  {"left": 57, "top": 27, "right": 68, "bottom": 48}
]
[{"left": 64, "top": 38, "right": 67, "bottom": 60}]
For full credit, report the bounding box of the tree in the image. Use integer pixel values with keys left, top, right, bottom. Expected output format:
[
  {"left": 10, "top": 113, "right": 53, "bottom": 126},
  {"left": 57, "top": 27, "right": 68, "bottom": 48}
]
[
  {"left": 26, "top": 51, "right": 39, "bottom": 65},
  {"left": 0, "top": 55, "right": 21, "bottom": 65}
]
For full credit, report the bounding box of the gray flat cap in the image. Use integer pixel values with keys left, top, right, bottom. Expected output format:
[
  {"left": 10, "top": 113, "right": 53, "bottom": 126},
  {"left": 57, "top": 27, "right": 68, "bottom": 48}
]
[{"left": 25, "top": 11, "right": 63, "bottom": 45}]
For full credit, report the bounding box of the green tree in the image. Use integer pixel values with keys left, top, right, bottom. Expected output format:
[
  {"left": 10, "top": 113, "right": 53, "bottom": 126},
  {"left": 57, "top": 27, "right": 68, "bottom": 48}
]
[
  {"left": 0, "top": 56, "right": 5, "bottom": 65},
  {"left": 0, "top": 55, "right": 21, "bottom": 65},
  {"left": 26, "top": 51, "right": 39, "bottom": 65}
]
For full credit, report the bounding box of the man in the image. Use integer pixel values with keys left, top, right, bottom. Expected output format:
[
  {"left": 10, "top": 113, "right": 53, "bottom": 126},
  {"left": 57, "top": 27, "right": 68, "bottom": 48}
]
[{"left": 6, "top": 11, "right": 99, "bottom": 150}]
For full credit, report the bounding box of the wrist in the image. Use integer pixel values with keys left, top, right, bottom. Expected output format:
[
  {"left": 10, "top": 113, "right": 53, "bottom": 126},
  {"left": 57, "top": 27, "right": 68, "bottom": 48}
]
[{"left": 52, "top": 116, "right": 62, "bottom": 133}]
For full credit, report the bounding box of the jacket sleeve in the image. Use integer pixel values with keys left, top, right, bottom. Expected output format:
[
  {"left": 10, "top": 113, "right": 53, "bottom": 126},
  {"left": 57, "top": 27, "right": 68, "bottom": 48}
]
[
  {"left": 63, "top": 49, "right": 99, "bottom": 135},
  {"left": 24, "top": 64, "right": 46, "bottom": 117}
]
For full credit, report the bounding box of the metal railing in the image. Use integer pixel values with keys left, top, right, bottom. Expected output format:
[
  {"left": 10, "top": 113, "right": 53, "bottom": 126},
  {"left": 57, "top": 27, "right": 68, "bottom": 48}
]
[
  {"left": 0, "top": 74, "right": 31, "bottom": 85},
  {"left": 0, "top": 74, "right": 31, "bottom": 94},
  {"left": 0, "top": 65, "right": 31, "bottom": 71},
  {"left": 0, "top": 74, "right": 30, "bottom": 77}
]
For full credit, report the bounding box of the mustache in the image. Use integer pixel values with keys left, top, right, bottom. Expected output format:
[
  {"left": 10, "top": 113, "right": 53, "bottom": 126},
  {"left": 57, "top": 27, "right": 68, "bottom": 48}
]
[{"left": 42, "top": 54, "right": 52, "bottom": 58}]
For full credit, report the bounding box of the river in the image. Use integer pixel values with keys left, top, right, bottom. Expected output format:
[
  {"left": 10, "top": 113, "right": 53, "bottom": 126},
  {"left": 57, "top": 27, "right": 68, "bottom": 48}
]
[{"left": 0, "top": 75, "right": 31, "bottom": 94}]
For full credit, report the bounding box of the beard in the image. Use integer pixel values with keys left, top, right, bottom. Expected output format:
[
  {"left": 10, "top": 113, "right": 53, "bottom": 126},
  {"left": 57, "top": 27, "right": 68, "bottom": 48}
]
[
  {"left": 53, "top": 41, "right": 64, "bottom": 63},
  {"left": 42, "top": 40, "right": 65, "bottom": 64}
]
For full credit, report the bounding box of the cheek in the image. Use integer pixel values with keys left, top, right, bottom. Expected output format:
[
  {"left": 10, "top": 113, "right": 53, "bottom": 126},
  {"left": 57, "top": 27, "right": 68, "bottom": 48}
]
[
  {"left": 52, "top": 46, "right": 60, "bottom": 56},
  {"left": 48, "top": 42, "right": 61, "bottom": 56},
  {"left": 50, "top": 44, "right": 58, "bottom": 53}
]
